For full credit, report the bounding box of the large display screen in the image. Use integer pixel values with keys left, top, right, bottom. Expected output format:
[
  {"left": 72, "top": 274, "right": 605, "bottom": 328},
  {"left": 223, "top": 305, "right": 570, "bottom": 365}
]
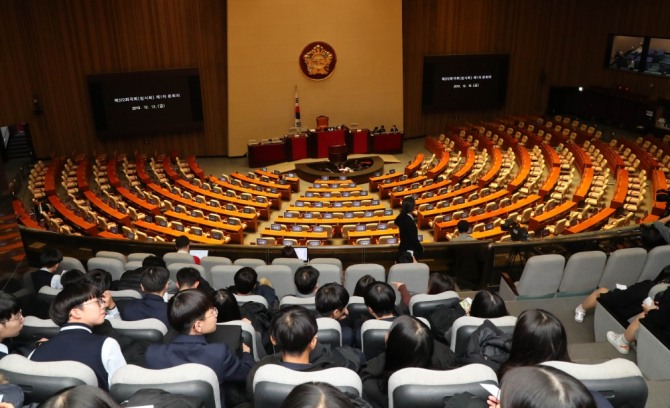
[
  {"left": 605, "top": 35, "right": 670, "bottom": 76},
  {"left": 87, "top": 68, "right": 204, "bottom": 138},
  {"left": 422, "top": 54, "right": 509, "bottom": 111}
]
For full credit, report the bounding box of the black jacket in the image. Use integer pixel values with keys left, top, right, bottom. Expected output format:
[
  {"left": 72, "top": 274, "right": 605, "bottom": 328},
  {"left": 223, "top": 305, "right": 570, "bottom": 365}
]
[{"left": 395, "top": 212, "right": 423, "bottom": 259}]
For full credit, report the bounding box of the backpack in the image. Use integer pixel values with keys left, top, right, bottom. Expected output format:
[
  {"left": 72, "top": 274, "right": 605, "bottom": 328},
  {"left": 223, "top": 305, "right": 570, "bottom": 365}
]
[
  {"left": 457, "top": 319, "right": 512, "bottom": 371},
  {"left": 240, "top": 301, "right": 273, "bottom": 354}
]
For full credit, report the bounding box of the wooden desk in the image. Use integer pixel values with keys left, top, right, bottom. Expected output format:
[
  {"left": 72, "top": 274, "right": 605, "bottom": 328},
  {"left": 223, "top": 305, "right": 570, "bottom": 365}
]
[
  {"left": 83, "top": 191, "right": 131, "bottom": 226},
  {"left": 106, "top": 158, "right": 122, "bottom": 188},
  {"left": 528, "top": 201, "right": 577, "bottom": 231},
  {"left": 135, "top": 157, "right": 153, "bottom": 184},
  {"left": 572, "top": 167, "right": 594, "bottom": 202},
  {"left": 507, "top": 144, "right": 531, "bottom": 191},
  {"left": 418, "top": 189, "right": 508, "bottom": 228},
  {"left": 146, "top": 183, "right": 259, "bottom": 231},
  {"left": 651, "top": 170, "right": 668, "bottom": 216},
  {"left": 13, "top": 200, "right": 43, "bottom": 229},
  {"left": 285, "top": 204, "right": 386, "bottom": 213},
  {"left": 471, "top": 227, "right": 504, "bottom": 240},
  {"left": 247, "top": 140, "right": 286, "bottom": 167},
  {"left": 44, "top": 158, "right": 63, "bottom": 196},
  {"left": 135, "top": 220, "right": 228, "bottom": 244},
  {"left": 478, "top": 148, "right": 503, "bottom": 187},
  {"left": 310, "top": 129, "right": 346, "bottom": 158},
  {"left": 260, "top": 229, "right": 328, "bottom": 243},
  {"left": 451, "top": 150, "right": 476, "bottom": 181},
  {"left": 273, "top": 214, "right": 396, "bottom": 238},
  {"left": 48, "top": 195, "right": 98, "bottom": 235},
  {"left": 566, "top": 142, "right": 592, "bottom": 171},
  {"left": 426, "top": 151, "right": 450, "bottom": 179},
  {"left": 369, "top": 172, "right": 403, "bottom": 191},
  {"left": 539, "top": 142, "right": 561, "bottom": 168},
  {"left": 565, "top": 207, "right": 616, "bottom": 234},
  {"left": 187, "top": 156, "right": 206, "bottom": 179},
  {"left": 254, "top": 169, "right": 300, "bottom": 193},
  {"left": 539, "top": 166, "right": 562, "bottom": 198},
  {"left": 305, "top": 186, "right": 363, "bottom": 194},
  {"left": 347, "top": 227, "right": 400, "bottom": 244},
  {"left": 610, "top": 168, "right": 629, "bottom": 208},
  {"left": 76, "top": 160, "right": 90, "bottom": 192},
  {"left": 415, "top": 184, "right": 479, "bottom": 207},
  {"left": 230, "top": 172, "right": 292, "bottom": 200},
  {"left": 297, "top": 193, "right": 372, "bottom": 203},
  {"left": 433, "top": 194, "right": 541, "bottom": 241},
  {"left": 164, "top": 210, "right": 244, "bottom": 244},
  {"left": 405, "top": 153, "right": 424, "bottom": 175},
  {"left": 370, "top": 132, "right": 403, "bottom": 154},
  {"left": 207, "top": 177, "right": 280, "bottom": 211},
  {"left": 378, "top": 175, "right": 427, "bottom": 199},
  {"left": 389, "top": 178, "right": 451, "bottom": 208},
  {"left": 349, "top": 129, "right": 370, "bottom": 154},
  {"left": 115, "top": 187, "right": 160, "bottom": 215}
]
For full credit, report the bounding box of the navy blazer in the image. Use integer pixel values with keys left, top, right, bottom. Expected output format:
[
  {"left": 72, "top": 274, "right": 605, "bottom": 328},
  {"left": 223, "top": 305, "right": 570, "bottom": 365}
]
[
  {"left": 145, "top": 334, "right": 254, "bottom": 386},
  {"left": 121, "top": 293, "right": 169, "bottom": 327}
]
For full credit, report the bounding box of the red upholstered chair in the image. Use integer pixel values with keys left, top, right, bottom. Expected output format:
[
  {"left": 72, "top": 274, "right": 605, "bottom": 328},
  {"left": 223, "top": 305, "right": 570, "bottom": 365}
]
[{"left": 316, "top": 115, "right": 329, "bottom": 131}]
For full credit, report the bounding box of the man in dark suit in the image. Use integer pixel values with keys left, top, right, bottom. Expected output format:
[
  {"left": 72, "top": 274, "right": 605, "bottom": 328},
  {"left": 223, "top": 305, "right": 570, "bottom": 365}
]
[
  {"left": 395, "top": 196, "right": 423, "bottom": 259},
  {"left": 121, "top": 266, "right": 170, "bottom": 327}
]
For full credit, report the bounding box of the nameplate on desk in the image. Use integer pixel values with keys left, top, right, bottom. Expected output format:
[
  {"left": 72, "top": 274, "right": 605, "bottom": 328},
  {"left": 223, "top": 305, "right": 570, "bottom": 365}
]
[
  {"left": 364, "top": 211, "right": 374, "bottom": 217},
  {"left": 324, "top": 213, "right": 333, "bottom": 219},
  {"left": 313, "top": 226, "right": 324, "bottom": 232},
  {"left": 271, "top": 224, "right": 282, "bottom": 231},
  {"left": 292, "top": 226, "right": 303, "bottom": 232},
  {"left": 356, "top": 225, "right": 366, "bottom": 231},
  {"left": 345, "top": 212, "right": 354, "bottom": 218},
  {"left": 378, "top": 224, "right": 388, "bottom": 230}
]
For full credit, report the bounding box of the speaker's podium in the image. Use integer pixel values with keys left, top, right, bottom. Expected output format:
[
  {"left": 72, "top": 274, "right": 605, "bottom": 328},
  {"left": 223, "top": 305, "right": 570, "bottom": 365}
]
[
  {"left": 308, "top": 129, "right": 346, "bottom": 158},
  {"left": 328, "top": 144, "right": 348, "bottom": 167}
]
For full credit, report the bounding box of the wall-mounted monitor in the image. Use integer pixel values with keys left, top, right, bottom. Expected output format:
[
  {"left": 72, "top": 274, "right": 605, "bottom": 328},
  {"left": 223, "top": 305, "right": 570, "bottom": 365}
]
[
  {"left": 606, "top": 34, "right": 670, "bottom": 76},
  {"left": 87, "top": 68, "right": 204, "bottom": 138},
  {"left": 422, "top": 54, "right": 509, "bottom": 111}
]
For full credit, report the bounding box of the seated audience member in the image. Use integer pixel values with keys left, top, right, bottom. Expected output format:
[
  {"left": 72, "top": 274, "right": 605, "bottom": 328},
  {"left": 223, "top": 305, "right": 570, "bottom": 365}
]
[
  {"left": 0, "top": 373, "right": 24, "bottom": 408},
  {"left": 281, "top": 245, "right": 298, "bottom": 258},
  {"left": 395, "top": 251, "right": 415, "bottom": 264},
  {"left": 574, "top": 267, "right": 670, "bottom": 323},
  {"left": 233, "top": 267, "right": 278, "bottom": 310},
  {"left": 393, "top": 272, "right": 458, "bottom": 307},
  {"left": 0, "top": 293, "right": 24, "bottom": 358},
  {"left": 213, "top": 288, "right": 243, "bottom": 323},
  {"left": 117, "top": 255, "right": 166, "bottom": 292},
  {"left": 280, "top": 382, "right": 363, "bottom": 408},
  {"left": 498, "top": 309, "right": 570, "bottom": 378},
  {"left": 360, "top": 316, "right": 434, "bottom": 408},
  {"left": 606, "top": 285, "right": 670, "bottom": 354},
  {"left": 175, "top": 235, "right": 201, "bottom": 264},
  {"left": 365, "top": 282, "right": 397, "bottom": 321},
  {"left": 31, "top": 247, "right": 63, "bottom": 292},
  {"left": 490, "top": 366, "right": 598, "bottom": 408},
  {"left": 121, "top": 266, "right": 170, "bottom": 327},
  {"left": 176, "top": 267, "right": 215, "bottom": 297},
  {"left": 295, "top": 265, "right": 320, "bottom": 298},
  {"left": 448, "top": 220, "right": 475, "bottom": 241},
  {"left": 85, "top": 270, "right": 120, "bottom": 320},
  {"left": 246, "top": 306, "right": 319, "bottom": 399},
  {"left": 60, "top": 269, "right": 85, "bottom": 286},
  {"left": 146, "top": 290, "right": 253, "bottom": 406},
  {"left": 316, "top": 283, "right": 354, "bottom": 346},
  {"left": 39, "top": 384, "right": 120, "bottom": 408},
  {"left": 29, "top": 282, "right": 127, "bottom": 391},
  {"left": 353, "top": 275, "right": 377, "bottom": 297},
  {"left": 429, "top": 289, "right": 508, "bottom": 343}
]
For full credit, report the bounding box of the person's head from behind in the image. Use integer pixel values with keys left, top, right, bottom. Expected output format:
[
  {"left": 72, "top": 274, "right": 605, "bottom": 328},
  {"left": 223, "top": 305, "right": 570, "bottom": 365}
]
[
  {"left": 60, "top": 269, "right": 85, "bottom": 287},
  {"left": 140, "top": 266, "right": 170, "bottom": 295},
  {"left": 353, "top": 274, "right": 376, "bottom": 297},
  {"left": 168, "top": 289, "right": 217, "bottom": 335},
  {"left": 175, "top": 235, "right": 191, "bottom": 251},
  {"left": 234, "top": 267, "right": 257, "bottom": 295},
  {"left": 364, "top": 282, "right": 396, "bottom": 319},
  {"left": 142, "top": 255, "right": 166, "bottom": 268},
  {"left": 39, "top": 384, "right": 120, "bottom": 408},
  {"left": 295, "top": 265, "right": 320, "bottom": 295},
  {"left": 315, "top": 283, "right": 349, "bottom": 320},
  {"left": 176, "top": 267, "right": 203, "bottom": 291},
  {"left": 281, "top": 245, "right": 298, "bottom": 258},
  {"left": 40, "top": 247, "right": 63, "bottom": 270},
  {"left": 0, "top": 292, "right": 23, "bottom": 340},
  {"left": 280, "top": 382, "right": 354, "bottom": 408},
  {"left": 85, "top": 269, "right": 114, "bottom": 309},
  {"left": 213, "top": 288, "right": 242, "bottom": 323},
  {"left": 457, "top": 219, "right": 470, "bottom": 234},
  {"left": 401, "top": 196, "right": 415, "bottom": 214},
  {"left": 385, "top": 316, "right": 433, "bottom": 372},
  {"left": 506, "top": 309, "right": 570, "bottom": 370},
  {"left": 50, "top": 282, "right": 104, "bottom": 327},
  {"left": 396, "top": 251, "right": 414, "bottom": 264},
  {"left": 270, "top": 305, "right": 317, "bottom": 357},
  {"left": 426, "top": 273, "right": 458, "bottom": 294},
  {"left": 470, "top": 290, "right": 508, "bottom": 318},
  {"left": 500, "top": 366, "right": 595, "bottom": 408}
]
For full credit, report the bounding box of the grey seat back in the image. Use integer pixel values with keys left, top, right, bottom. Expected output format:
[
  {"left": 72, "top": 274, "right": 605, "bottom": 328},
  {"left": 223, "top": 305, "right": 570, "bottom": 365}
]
[
  {"left": 409, "top": 291, "right": 460, "bottom": 318},
  {"left": 317, "top": 317, "right": 343, "bottom": 348},
  {"left": 163, "top": 252, "right": 196, "bottom": 265},
  {"left": 449, "top": 316, "right": 517, "bottom": 354},
  {"left": 387, "top": 263, "right": 430, "bottom": 294},
  {"left": 87, "top": 257, "right": 125, "bottom": 281},
  {"left": 233, "top": 258, "right": 266, "bottom": 268},
  {"left": 0, "top": 354, "right": 97, "bottom": 404},
  {"left": 95, "top": 250, "right": 127, "bottom": 264},
  {"left": 200, "top": 256, "right": 233, "bottom": 276},
  {"left": 638, "top": 244, "right": 670, "bottom": 282},
  {"left": 210, "top": 265, "right": 243, "bottom": 289},
  {"left": 344, "top": 263, "right": 385, "bottom": 294},
  {"left": 17, "top": 316, "right": 60, "bottom": 344},
  {"left": 58, "top": 256, "right": 86, "bottom": 274},
  {"left": 310, "top": 263, "right": 342, "bottom": 286},
  {"left": 388, "top": 365, "right": 498, "bottom": 408},
  {"left": 109, "top": 317, "right": 168, "bottom": 343},
  {"left": 279, "top": 295, "right": 316, "bottom": 311},
  {"left": 558, "top": 251, "right": 607, "bottom": 296},
  {"left": 255, "top": 265, "right": 295, "bottom": 298},
  {"left": 271, "top": 258, "right": 306, "bottom": 274},
  {"left": 598, "top": 248, "right": 647, "bottom": 289},
  {"left": 167, "top": 263, "right": 208, "bottom": 284}
]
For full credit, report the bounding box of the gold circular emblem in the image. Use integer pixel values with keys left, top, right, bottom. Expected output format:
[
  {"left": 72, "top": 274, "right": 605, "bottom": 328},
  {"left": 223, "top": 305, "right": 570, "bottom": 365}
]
[{"left": 299, "top": 42, "right": 337, "bottom": 80}]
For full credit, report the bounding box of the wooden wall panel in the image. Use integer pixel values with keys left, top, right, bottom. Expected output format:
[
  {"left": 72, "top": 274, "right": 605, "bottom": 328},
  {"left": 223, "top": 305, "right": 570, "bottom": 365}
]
[
  {"left": 0, "top": 0, "right": 227, "bottom": 158},
  {"left": 402, "top": 0, "right": 670, "bottom": 137},
  {"left": 2, "top": 0, "right": 670, "bottom": 157}
]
